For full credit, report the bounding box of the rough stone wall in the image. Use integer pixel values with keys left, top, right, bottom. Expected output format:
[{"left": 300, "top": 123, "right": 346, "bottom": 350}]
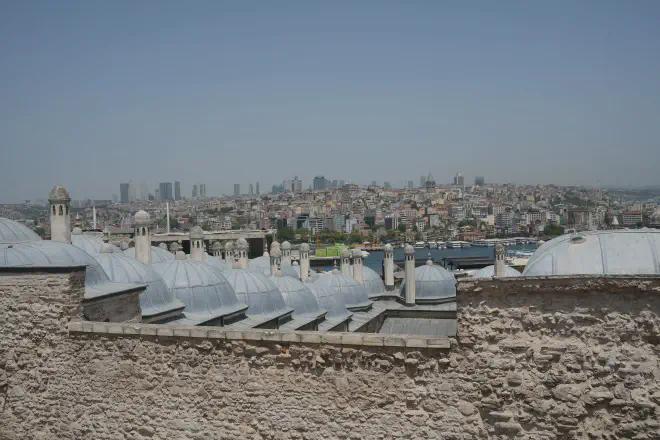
[{"left": 1, "top": 272, "right": 660, "bottom": 439}]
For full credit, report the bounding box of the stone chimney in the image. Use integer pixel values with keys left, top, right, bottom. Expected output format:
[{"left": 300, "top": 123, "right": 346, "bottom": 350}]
[
  {"left": 404, "top": 244, "right": 416, "bottom": 305},
  {"left": 270, "top": 248, "right": 281, "bottom": 276},
  {"left": 340, "top": 248, "right": 351, "bottom": 277},
  {"left": 236, "top": 238, "right": 249, "bottom": 269},
  {"left": 134, "top": 210, "right": 152, "bottom": 265},
  {"left": 224, "top": 241, "right": 234, "bottom": 265},
  {"left": 48, "top": 184, "right": 71, "bottom": 243},
  {"left": 494, "top": 243, "right": 505, "bottom": 277},
  {"left": 299, "top": 243, "right": 310, "bottom": 282},
  {"left": 190, "top": 226, "right": 205, "bottom": 262},
  {"left": 352, "top": 248, "right": 364, "bottom": 285},
  {"left": 383, "top": 244, "right": 394, "bottom": 291}
]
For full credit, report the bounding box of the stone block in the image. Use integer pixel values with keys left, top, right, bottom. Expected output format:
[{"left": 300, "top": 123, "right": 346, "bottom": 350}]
[
  {"left": 261, "top": 331, "right": 282, "bottom": 342},
  {"left": 300, "top": 333, "right": 322, "bottom": 344},
  {"left": 106, "top": 324, "right": 125, "bottom": 335},
  {"left": 156, "top": 327, "right": 174, "bottom": 338},
  {"left": 207, "top": 329, "right": 225, "bottom": 339},
  {"left": 122, "top": 325, "right": 140, "bottom": 336},
  {"left": 189, "top": 328, "right": 209, "bottom": 339},
  {"left": 383, "top": 336, "right": 406, "bottom": 347},
  {"left": 361, "top": 335, "right": 384, "bottom": 346},
  {"left": 320, "top": 333, "right": 342, "bottom": 345},
  {"left": 405, "top": 338, "right": 427, "bottom": 348},
  {"left": 92, "top": 322, "right": 108, "bottom": 334},
  {"left": 224, "top": 330, "right": 244, "bottom": 340},
  {"left": 242, "top": 330, "right": 265, "bottom": 342},
  {"left": 426, "top": 338, "right": 450, "bottom": 349},
  {"left": 139, "top": 326, "right": 158, "bottom": 337},
  {"left": 280, "top": 332, "right": 301, "bottom": 343},
  {"left": 340, "top": 334, "right": 364, "bottom": 346},
  {"left": 68, "top": 321, "right": 83, "bottom": 333},
  {"left": 172, "top": 328, "right": 191, "bottom": 338}
]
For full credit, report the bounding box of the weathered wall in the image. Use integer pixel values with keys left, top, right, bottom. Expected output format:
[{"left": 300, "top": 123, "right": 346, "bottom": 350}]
[{"left": 1, "top": 272, "right": 660, "bottom": 439}]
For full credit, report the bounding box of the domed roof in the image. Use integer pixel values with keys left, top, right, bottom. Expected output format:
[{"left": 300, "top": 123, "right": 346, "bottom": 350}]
[
  {"left": 270, "top": 241, "right": 280, "bottom": 252},
  {"left": 314, "top": 270, "right": 372, "bottom": 310},
  {"left": 281, "top": 241, "right": 291, "bottom": 250},
  {"left": 0, "top": 241, "right": 135, "bottom": 299},
  {"left": 383, "top": 243, "right": 393, "bottom": 252},
  {"left": 248, "top": 255, "right": 272, "bottom": 276},
  {"left": 190, "top": 226, "right": 203, "bottom": 239},
  {"left": 362, "top": 266, "right": 386, "bottom": 294},
  {"left": 300, "top": 243, "right": 310, "bottom": 252},
  {"left": 236, "top": 237, "right": 248, "bottom": 249},
  {"left": 202, "top": 255, "right": 231, "bottom": 273},
  {"left": 340, "top": 248, "right": 351, "bottom": 258},
  {"left": 269, "top": 273, "right": 325, "bottom": 317},
  {"left": 225, "top": 241, "right": 234, "bottom": 251},
  {"left": 523, "top": 230, "right": 660, "bottom": 276},
  {"left": 96, "top": 249, "right": 185, "bottom": 320},
  {"left": 152, "top": 258, "right": 246, "bottom": 325},
  {"left": 134, "top": 210, "right": 150, "bottom": 225},
  {"left": 123, "top": 245, "right": 174, "bottom": 263},
  {"left": 211, "top": 241, "right": 223, "bottom": 251},
  {"left": 223, "top": 269, "right": 292, "bottom": 318},
  {"left": 404, "top": 244, "right": 415, "bottom": 255},
  {"left": 306, "top": 283, "right": 352, "bottom": 320},
  {"left": 472, "top": 265, "right": 522, "bottom": 279},
  {"left": 48, "top": 184, "right": 70, "bottom": 203},
  {"left": 400, "top": 263, "right": 456, "bottom": 301},
  {"left": 71, "top": 228, "right": 122, "bottom": 256},
  {"left": 0, "top": 217, "right": 42, "bottom": 243}
]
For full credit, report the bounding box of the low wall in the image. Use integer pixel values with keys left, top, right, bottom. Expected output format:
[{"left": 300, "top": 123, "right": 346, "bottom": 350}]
[{"left": 1, "top": 271, "right": 659, "bottom": 439}]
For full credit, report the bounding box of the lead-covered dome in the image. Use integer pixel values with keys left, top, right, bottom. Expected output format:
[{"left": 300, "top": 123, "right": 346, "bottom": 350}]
[
  {"left": 224, "top": 269, "right": 292, "bottom": 319},
  {"left": 306, "top": 282, "right": 352, "bottom": 321},
  {"left": 153, "top": 256, "right": 246, "bottom": 325},
  {"left": 190, "top": 226, "right": 203, "bottom": 239},
  {"left": 314, "top": 269, "right": 372, "bottom": 311},
  {"left": 269, "top": 273, "right": 325, "bottom": 318},
  {"left": 203, "top": 255, "right": 231, "bottom": 273},
  {"left": 472, "top": 265, "right": 521, "bottom": 279},
  {"left": 134, "top": 210, "right": 150, "bottom": 225},
  {"left": 0, "top": 217, "right": 42, "bottom": 243},
  {"left": 523, "top": 230, "right": 660, "bottom": 276},
  {"left": 362, "top": 266, "right": 386, "bottom": 294},
  {"left": 48, "top": 184, "right": 71, "bottom": 203},
  {"left": 248, "top": 255, "right": 272, "bottom": 276},
  {"left": 124, "top": 245, "right": 174, "bottom": 263},
  {"left": 71, "top": 227, "right": 121, "bottom": 256},
  {"left": 400, "top": 261, "right": 456, "bottom": 302},
  {"left": 96, "top": 246, "right": 185, "bottom": 321}
]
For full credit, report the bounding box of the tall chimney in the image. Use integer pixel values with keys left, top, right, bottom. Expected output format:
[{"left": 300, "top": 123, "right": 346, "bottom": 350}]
[
  {"left": 404, "top": 244, "right": 416, "bottom": 305},
  {"left": 48, "top": 185, "right": 72, "bottom": 243},
  {"left": 224, "top": 241, "right": 234, "bottom": 265},
  {"left": 190, "top": 226, "right": 205, "bottom": 262},
  {"left": 383, "top": 244, "right": 394, "bottom": 290},
  {"left": 340, "top": 248, "right": 351, "bottom": 277},
  {"left": 134, "top": 210, "right": 152, "bottom": 265},
  {"left": 270, "top": 248, "right": 281, "bottom": 276},
  {"left": 236, "top": 238, "right": 249, "bottom": 269},
  {"left": 352, "top": 248, "right": 364, "bottom": 285},
  {"left": 494, "top": 243, "right": 505, "bottom": 277},
  {"left": 299, "top": 243, "right": 310, "bottom": 282}
]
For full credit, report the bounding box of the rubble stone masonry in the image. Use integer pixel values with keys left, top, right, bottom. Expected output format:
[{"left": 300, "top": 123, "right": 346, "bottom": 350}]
[{"left": 1, "top": 270, "right": 659, "bottom": 439}]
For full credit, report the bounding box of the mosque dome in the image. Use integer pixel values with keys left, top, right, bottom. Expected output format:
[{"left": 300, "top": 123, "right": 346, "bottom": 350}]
[
  {"left": 190, "top": 226, "right": 203, "bottom": 239},
  {"left": 236, "top": 238, "right": 248, "bottom": 250},
  {"left": 134, "top": 210, "right": 150, "bottom": 225},
  {"left": 96, "top": 245, "right": 185, "bottom": 321},
  {"left": 170, "top": 242, "right": 180, "bottom": 252},
  {"left": 523, "top": 230, "right": 660, "bottom": 276},
  {"left": 71, "top": 227, "right": 121, "bottom": 256},
  {"left": 0, "top": 217, "right": 42, "bottom": 243},
  {"left": 362, "top": 266, "right": 386, "bottom": 294},
  {"left": 223, "top": 269, "right": 292, "bottom": 319},
  {"left": 472, "top": 265, "right": 522, "bottom": 279},
  {"left": 281, "top": 241, "right": 291, "bottom": 250},
  {"left": 48, "top": 184, "right": 71, "bottom": 203},
  {"left": 202, "top": 255, "right": 231, "bottom": 273},
  {"left": 270, "top": 241, "right": 280, "bottom": 252},
  {"left": 152, "top": 254, "right": 246, "bottom": 325},
  {"left": 383, "top": 243, "right": 393, "bottom": 253},
  {"left": 306, "top": 283, "right": 352, "bottom": 320},
  {"left": 314, "top": 269, "right": 372, "bottom": 310},
  {"left": 400, "top": 261, "right": 456, "bottom": 302},
  {"left": 124, "top": 245, "right": 175, "bottom": 263},
  {"left": 269, "top": 272, "right": 325, "bottom": 317},
  {"left": 248, "top": 255, "right": 272, "bottom": 276},
  {"left": 0, "top": 241, "right": 131, "bottom": 299},
  {"left": 225, "top": 241, "right": 234, "bottom": 251}
]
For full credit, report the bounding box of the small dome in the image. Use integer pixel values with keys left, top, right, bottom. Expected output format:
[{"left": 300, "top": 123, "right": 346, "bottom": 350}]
[
  {"left": 0, "top": 217, "right": 42, "bottom": 243},
  {"left": 134, "top": 210, "right": 150, "bottom": 225},
  {"left": 404, "top": 244, "right": 415, "bottom": 255},
  {"left": 190, "top": 226, "right": 204, "bottom": 239},
  {"left": 314, "top": 271, "right": 372, "bottom": 310},
  {"left": 383, "top": 243, "right": 393, "bottom": 252},
  {"left": 224, "top": 269, "right": 291, "bottom": 318},
  {"left": 400, "top": 263, "right": 456, "bottom": 301},
  {"left": 362, "top": 266, "right": 386, "bottom": 294},
  {"left": 99, "top": 243, "right": 117, "bottom": 253},
  {"left": 203, "top": 255, "right": 231, "bottom": 273},
  {"left": 523, "top": 230, "right": 660, "bottom": 276},
  {"left": 536, "top": 240, "right": 546, "bottom": 249},
  {"left": 340, "top": 248, "right": 351, "bottom": 258},
  {"left": 48, "top": 184, "right": 70, "bottom": 203},
  {"left": 170, "top": 242, "right": 180, "bottom": 252},
  {"left": 123, "top": 245, "right": 175, "bottom": 263},
  {"left": 72, "top": 227, "right": 83, "bottom": 235},
  {"left": 175, "top": 251, "right": 186, "bottom": 260},
  {"left": 269, "top": 274, "right": 325, "bottom": 317},
  {"left": 72, "top": 232, "right": 122, "bottom": 257},
  {"left": 281, "top": 241, "right": 291, "bottom": 250},
  {"left": 306, "top": 283, "right": 352, "bottom": 320},
  {"left": 211, "top": 241, "right": 223, "bottom": 251},
  {"left": 300, "top": 243, "right": 310, "bottom": 252},
  {"left": 248, "top": 255, "right": 272, "bottom": 276},
  {"left": 96, "top": 252, "right": 185, "bottom": 320},
  {"left": 351, "top": 248, "right": 362, "bottom": 258},
  {"left": 225, "top": 241, "right": 234, "bottom": 251},
  {"left": 236, "top": 237, "right": 248, "bottom": 249},
  {"left": 159, "top": 243, "right": 168, "bottom": 249},
  {"left": 153, "top": 258, "right": 246, "bottom": 325},
  {"left": 280, "top": 263, "right": 300, "bottom": 279},
  {"left": 270, "top": 241, "right": 280, "bottom": 252},
  {"left": 472, "top": 265, "right": 522, "bottom": 279}
]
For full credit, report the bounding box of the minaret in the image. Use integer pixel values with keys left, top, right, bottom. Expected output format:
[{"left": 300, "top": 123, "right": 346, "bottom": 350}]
[
  {"left": 211, "top": 241, "right": 223, "bottom": 258},
  {"left": 281, "top": 241, "right": 291, "bottom": 265},
  {"left": 270, "top": 248, "right": 282, "bottom": 276},
  {"left": 404, "top": 244, "right": 416, "bottom": 305},
  {"left": 270, "top": 240, "right": 280, "bottom": 255},
  {"left": 134, "top": 210, "right": 152, "bottom": 265},
  {"left": 102, "top": 226, "right": 110, "bottom": 243},
  {"left": 299, "top": 243, "right": 310, "bottom": 282},
  {"left": 48, "top": 184, "right": 71, "bottom": 243},
  {"left": 190, "top": 226, "right": 204, "bottom": 262},
  {"left": 383, "top": 243, "right": 394, "bottom": 291},
  {"left": 224, "top": 241, "right": 234, "bottom": 265},
  {"left": 352, "top": 248, "right": 364, "bottom": 285},
  {"left": 170, "top": 242, "right": 180, "bottom": 254},
  {"left": 494, "top": 243, "right": 505, "bottom": 277},
  {"left": 340, "top": 248, "right": 351, "bottom": 277},
  {"left": 236, "top": 238, "right": 249, "bottom": 269}
]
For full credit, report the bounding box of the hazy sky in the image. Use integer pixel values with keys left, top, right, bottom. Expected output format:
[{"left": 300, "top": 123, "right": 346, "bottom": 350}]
[{"left": 1, "top": 1, "right": 659, "bottom": 203}]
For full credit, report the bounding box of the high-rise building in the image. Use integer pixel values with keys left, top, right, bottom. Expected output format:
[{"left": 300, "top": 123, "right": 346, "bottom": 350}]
[
  {"left": 249, "top": 184, "right": 254, "bottom": 195},
  {"left": 420, "top": 176, "right": 427, "bottom": 188},
  {"left": 199, "top": 184, "right": 206, "bottom": 197},
  {"left": 140, "top": 181, "right": 148, "bottom": 201},
  {"left": 475, "top": 176, "right": 485, "bottom": 186},
  {"left": 453, "top": 173, "right": 465, "bottom": 187},
  {"left": 174, "top": 181, "right": 181, "bottom": 200},
  {"left": 338, "top": 180, "right": 345, "bottom": 187},
  {"left": 112, "top": 194, "right": 118, "bottom": 204},
  {"left": 371, "top": 181, "right": 377, "bottom": 186},
  {"left": 256, "top": 182, "right": 260, "bottom": 195},
  {"left": 313, "top": 176, "right": 327, "bottom": 190},
  {"left": 159, "top": 182, "right": 173, "bottom": 201},
  {"left": 120, "top": 183, "right": 129, "bottom": 204},
  {"left": 234, "top": 184, "right": 240, "bottom": 196},
  {"left": 192, "top": 185, "right": 198, "bottom": 198},
  {"left": 129, "top": 184, "right": 136, "bottom": 202},
  {"left": 408, "top": 180, "right": 414, "bottom": 189},
  {"left": 155, "top": 188, "right": 160, "bottom": 200}
]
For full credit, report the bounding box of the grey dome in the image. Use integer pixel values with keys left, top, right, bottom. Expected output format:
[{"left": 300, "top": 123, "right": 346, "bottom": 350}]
[
  {"left": 280, "top": 263, "right": 300, "bottom": 279},
  {"left": 134, "top": 210, "right": 150, "bottom": 225},
  {"left": 224, "top": 269, "right": 291, "bottom": 318},
  {"left": 96, "top": 251, "right": 185, "bottom": 320},
  {"left": 225, "top": 241, "right": 234, "bottom": 251},
  {"left": 211, "top": 241, "right": 223, "bottom": 251},
  {"left": 315, "top": 271, "right": 372, "bottom": 310},
  {"left": 362, "top": 266, "right": 386, "bottom": 294},
  {"left": 153, "top": 259, "right": 246, "bottom": 325},
  {"left": 306, "top": 283, "right": 352, "bottom": 320},
  {"left": 124, "top": 245, "right": 175, "bottom": 263},
  {"left": 281, "top": 241, "right": 291, "bottom": 250},
  {"left": 269, "top": 274, "right": 325, "bottom": 318},
  {"left": 0, "top": 217, "right": 42, "bottom": 243},
  {"left": 300, "top": 243, "right": 310, "bottom": 252},
  {"left": 383, "top": 243, "right": 393, "bottom": 252},
  {"left": 523, "top": 230, "right": 660, "bottom": 276},
  {"left": 190, "top": 226, "right": 203, "bottom": 239},
  {"left": 472, "top": 265, "right": 522, "bottom": 279},
  {"left": 400, "top": 263, "right": 456, "bottom": 301},
  {"left": 203, "top": 255, "right": 231, "bottom": 273},
  {"left": 248, "top": 255, "right": 272, "bottom": 276},
  {"left": 159, "top": 243, "right": 168, "bottom": 249},
  {"left": 0, "top": 241, "right": 133, "bottom": 300},
  {"left": 340, "top": 248, "right": 351, "bottom": 258},
  {"left": 404, "top": 244, "right": 415, "bottom": 255},
  {"left": 48, "top": 184, "right": 70, "bottom": 203},
  {"left": 71, "top": 230, "right": 122, "bottom": 257},
  {"left": 236, "top": 237, "right": 248, "bottom": 249}
]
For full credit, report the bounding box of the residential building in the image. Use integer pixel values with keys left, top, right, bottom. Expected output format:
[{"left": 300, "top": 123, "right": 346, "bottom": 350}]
[{"left": 622, "top": 211, "right": 643, "bottom": 226}]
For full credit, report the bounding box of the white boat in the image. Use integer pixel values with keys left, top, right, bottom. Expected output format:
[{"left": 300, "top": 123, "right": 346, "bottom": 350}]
[
  {"left": 447, "top": 241, "right": 462, "bottom": 248},
  {"left": 436, "top": 241, "right": 446, "bottom": 249},
  {"left": 428, "top": 242, "right": 438, "bottom": 249},
  {"left": 414, "top": 241, "right": 426, "bottom": 248},
  {"left": 462, "top": 241, "right": 471, "bottom": 248}
]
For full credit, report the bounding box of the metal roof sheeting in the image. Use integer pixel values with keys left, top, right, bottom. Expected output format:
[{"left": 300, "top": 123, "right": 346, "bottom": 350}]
[
  {"left": 224, "top": 269, "right": 292, "bottom": 319},
  {"left": 124, "top": 246, "right": 175, "bottom": 263},
  {"left": 269, "top": 275, "right": 325, "bottom": 318},
  {"left": 399, "top": 263, "right": 456, "bottom": 301},
  {"left": 0, "top": 217, "right": 42, "bottom": 243},
  {"left": 314, "top": 271, "right": 373, "bottom": 310},
  {"left": 472, "top": 265, "right": 522, "bottom": 279}
]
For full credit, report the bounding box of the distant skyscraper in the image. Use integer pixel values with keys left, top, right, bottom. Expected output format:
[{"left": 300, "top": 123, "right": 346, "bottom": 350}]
[
  {"left": 454, "top": 173, "right": 465, "bottom": 187},
  {"left": 475, "top": 176, "right": 485, "bottom": 186},
  {"left": 371, "top": 181, "right": 377, "bottom": 186},
  {"left": 155, "top": 188, "right": 160, "bottom": 200},
  {"left": 120, "top": 183, "right": 129, "bottom": 204},
  {"left": 339, "top": 180, "right": 345, "bottom": 187},
  {"left": 174, "top": 181, "right": 181, "bottom": 200},
  {"left": 140, "top": 181, "right": 148, "bottom": 201},
  {"left": 420, "top": 176, "right": 426, "bottom": 188},
  {"left": 407, "top": 180, "right": 414, "bottom": 189},
  {"left": 313, "top": 176, "right": 327, "bottom": 190},
  {"left": 256, "top": 182, "right": 260, "bottom": 195},
  {"left": 249, "top": 184, "right": 254, "bottom": 195},
  {"left": 112, "top": 193, "right": 118, "bottom": 204},
  {"left": 199, "top": 184, "right": 206, "bottom": 197},
  {"left": 192, "top": 185, "right": 198, "bottom": 198},
  {"left": 129, "top": 183, "right": 136, "bottom": 202},
  {"left": 159, "top": 182, "right": 173, "bottom": 201},
  {"left": 234, "top": 184, "right": 240, "bottom": 196},
  {"left": 332, "top": 180, "right": 338, "bottom": 188}
]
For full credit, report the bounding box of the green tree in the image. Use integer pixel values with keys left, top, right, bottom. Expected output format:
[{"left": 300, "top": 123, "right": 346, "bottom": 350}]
[
  {"left": 277, "top": 227, "right": 295, "bottom": 241},
  {"left": 543, "top": 223, "right": 564, "bottom": 236},
  {"left": 397, "top": 224, "right": 407, "bottom": 233}
]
